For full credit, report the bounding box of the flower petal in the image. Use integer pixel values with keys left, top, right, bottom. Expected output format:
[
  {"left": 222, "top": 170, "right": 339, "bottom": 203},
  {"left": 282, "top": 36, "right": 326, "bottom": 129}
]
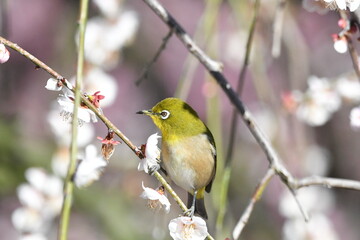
[
  {"left": 74, "top": 145, "right": 107, "bottom": 188},
  {"left": 350, "top": 106, "right": 360, "bottom": 129},
  {"left": 169, "top": 216, "right": 208, "bottom": 240},
  {"left": 0, "top": 43, "right": 10, "bottom": 63},
  {"left": 45, "top": 78, "right": 63, "bottom": 91}
]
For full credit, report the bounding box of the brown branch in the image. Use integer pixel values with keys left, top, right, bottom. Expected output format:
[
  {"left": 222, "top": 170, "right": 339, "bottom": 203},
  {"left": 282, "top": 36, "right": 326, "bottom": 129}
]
[
  {"left": 225, "top": 0, "right": 260, "bottom": 167},
  {"left": 0, "top": 36, "right": 141, "bottom": 156},
  {"left": 0, "top": 35, "right": 191, "bottom": 227},
  {"left": 135, "top": 29, "right": 173, "bottom": 86},
  {"left": 0, "top": 37, "right": 64, "bottom": 80}
]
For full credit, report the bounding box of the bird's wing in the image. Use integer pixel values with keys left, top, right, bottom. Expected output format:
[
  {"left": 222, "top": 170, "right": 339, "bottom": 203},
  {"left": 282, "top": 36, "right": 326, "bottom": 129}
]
[{"left": 205, "top": 128, "right": 216, "bottom": 193}]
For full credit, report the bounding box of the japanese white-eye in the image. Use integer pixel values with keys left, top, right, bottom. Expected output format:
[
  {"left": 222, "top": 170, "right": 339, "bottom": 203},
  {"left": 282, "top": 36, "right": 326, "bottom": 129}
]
[{"left": 137, "top": 98, "right": 216, "bottom": 219}]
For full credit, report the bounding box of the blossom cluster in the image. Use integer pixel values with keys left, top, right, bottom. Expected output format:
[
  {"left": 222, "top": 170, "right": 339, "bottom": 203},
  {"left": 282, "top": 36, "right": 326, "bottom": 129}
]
[
  {"left": 303, "top": 0, "right": 360, "bottom": 54},
  {"left": 323, "top": 0, "right": 360, "bottom": 11},
  {"left": 283, "top": 75, "right": 360, "bottom": 128},
  {"left": 11, "top": 1, "right": 139, "bottom": 238},
  {"left": 12, "top": 168, "right": 63, "bottom": 240},
  {"left": 12, "top": 77, "right": 113, "bottom": 238},
  {"left": 77, "top": 0, "right": 138, "bottom": 107},
  {"left": 303, "top": 0, "right": 360, "bottom": 12}
]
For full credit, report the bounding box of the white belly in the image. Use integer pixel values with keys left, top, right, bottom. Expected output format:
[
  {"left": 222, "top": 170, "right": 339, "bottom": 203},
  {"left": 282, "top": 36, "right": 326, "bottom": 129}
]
[{"left": 161, "top": 134, "right": 215, "bottom": 193}]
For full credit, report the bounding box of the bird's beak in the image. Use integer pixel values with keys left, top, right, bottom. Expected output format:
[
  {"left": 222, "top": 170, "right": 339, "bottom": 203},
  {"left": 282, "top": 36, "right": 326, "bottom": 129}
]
[{"left": 136, "top": 109, "right": 153, "bottom": 115}]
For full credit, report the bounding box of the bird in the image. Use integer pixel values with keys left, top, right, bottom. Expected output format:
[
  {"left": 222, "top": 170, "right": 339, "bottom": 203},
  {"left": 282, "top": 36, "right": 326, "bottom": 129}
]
[{"left": 137, "top": 97, "right": 216, "bottom": 219}]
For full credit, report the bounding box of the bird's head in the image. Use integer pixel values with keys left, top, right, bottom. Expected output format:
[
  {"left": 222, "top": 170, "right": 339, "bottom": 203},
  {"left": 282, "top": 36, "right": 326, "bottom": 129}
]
[{"left": 137, "top": 98, "right": 206, "bottom": 139}]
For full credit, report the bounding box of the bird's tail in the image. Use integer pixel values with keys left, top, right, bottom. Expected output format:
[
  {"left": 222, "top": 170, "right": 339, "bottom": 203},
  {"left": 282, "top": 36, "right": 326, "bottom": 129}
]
[{"left": 187, "top": 192, "right": 208, "bottom": 220}]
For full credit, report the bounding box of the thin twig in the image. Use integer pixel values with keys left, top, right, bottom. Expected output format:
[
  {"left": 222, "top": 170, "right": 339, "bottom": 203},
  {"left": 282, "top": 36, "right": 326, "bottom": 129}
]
[
  {"left": 142, "top": 0, "right": 223, "bottom": 73},
  {"left": 58, "top": 1, "right": 89, "bottom": 239},
  {"left": 288, "top": 188, "right": 309, "bottom": 222},
  {"left": 0, "top": 37, "right": 64, "bottom": 80},
  {"left": 217, "top": 0, "right": 260, "bottom": 233},
  {"left": 225, "top": 0, "right": 260, "bottom": 168},
  {"left": 346, "top": 36, "right": 360, "bottom": 81},
  {"left": 233, "top": 168, "right": 275, "bottom": 240},
  {"left": 0, "top": 36, "right": 190, "bottom": 237},
  {"left": 0, "top": 36, "right": 140, "bottom": 156},
  {"left": 340, "top": 11, "right": 360, "bottom": 81},
  {"left": 135, "top": 29, "right": 173, "bottom": 86},
  {"left": 293, "top": 176, "right": 360, "bottom": 190}
]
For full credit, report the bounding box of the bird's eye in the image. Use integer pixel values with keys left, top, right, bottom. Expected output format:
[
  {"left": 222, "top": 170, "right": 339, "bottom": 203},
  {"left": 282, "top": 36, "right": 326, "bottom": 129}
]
[{"left": 160, "top": 110, "right": 170, "bottom": 119}]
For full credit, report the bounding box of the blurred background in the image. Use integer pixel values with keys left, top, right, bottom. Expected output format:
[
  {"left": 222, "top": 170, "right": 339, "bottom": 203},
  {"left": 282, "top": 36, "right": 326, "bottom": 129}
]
[{"left": 1, "top": 0, "right": 360, "bottom": 239}]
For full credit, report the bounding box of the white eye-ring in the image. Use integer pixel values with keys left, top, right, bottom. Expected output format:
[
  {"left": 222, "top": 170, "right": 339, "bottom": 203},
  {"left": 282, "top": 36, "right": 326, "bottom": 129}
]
[{"left": 160, "top": 110, "right": 170, "bottom": 119}]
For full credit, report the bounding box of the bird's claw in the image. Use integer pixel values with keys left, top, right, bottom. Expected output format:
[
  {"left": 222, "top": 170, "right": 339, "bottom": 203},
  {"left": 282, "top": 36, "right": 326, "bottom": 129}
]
[
  {"left": 147, "top": 163, "right": 160, "bottom": 175},
  {"left": 183, "top": 206, "right": 195, "bottom": 219}
]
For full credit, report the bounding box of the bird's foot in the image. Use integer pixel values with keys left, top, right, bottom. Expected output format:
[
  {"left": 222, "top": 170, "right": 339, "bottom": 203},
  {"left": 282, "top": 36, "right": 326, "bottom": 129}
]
[
  {"left": 147, "top": 164, "right": 160, "bottom": 175},
  {"left": 183, "top": 206, "right": 195, "bottom": 219}
]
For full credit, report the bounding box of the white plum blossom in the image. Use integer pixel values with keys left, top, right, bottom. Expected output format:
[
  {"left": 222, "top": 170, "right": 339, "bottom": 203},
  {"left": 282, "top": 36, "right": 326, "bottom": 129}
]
[
  {"left": 307, "top": 76, "right": 341, "bottom": 112},
  {"left": 168, "top": 216, "right": 208, "bottom": 240},
  {"left": 45, "top": 78, "right": 63, "bottom": 91},
  {"left": 17, "top": 184, "right": 45, "bottom": 211},
  {"left": 84, "top": 67, "right": 118, "bottom": 107},
  {"left": 286, "top": 75, "right": 360, "bottom": 127},
  {"left": 57, "top": 93, "right": 98, "bottom": 125},
  {"left": 282, "top": 214, "right": 339, "bottom": 240},
  {"left": 25, "top": 168, "right": 49, "bottom": 192},
  {"left": 138, "top": 133, "right": 161, "bottom": 174},
  {"left": 24, "top": 168, "right": 63, "bottom": 218},
  {"left": 140, "top": 182, "right": 171, "bottom": 213},
  {"left": 333, "top": 37, "right": 348, "bottom": 54},
  {"left": 296, "top": 103, "right": 331, "bottom": 126},
  {"left": 25, "top": 168, "right": 63, "bottom": 196},
  {"left": 295, "top": 76, "right": 341, "bottom": 126},
  {"left": 74, "top": 145, "right": 108, "bottom": 188},
  {"left": 51, "top": 146, "right": 70, "bottom": 178},
  {"left": 12, "top": 207, "right": 44, "bottom": 233},
  {"left": 350, "top": 106, "right": 360, "bottom": 129},
  {"left": 323, "top": 0, "right": 360, "bottom": 11},
  {"left": 82, "top": 10, "right": 139, "bottom": 69},
  {"left": 47, "top": 105, "right": 95, "bottom": 147},
  {"left": 0, "top": 43, "right": 10, "bottom": 63},
  {"left": 336, "top": 77, "right": 360, "bottom": 102}
]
